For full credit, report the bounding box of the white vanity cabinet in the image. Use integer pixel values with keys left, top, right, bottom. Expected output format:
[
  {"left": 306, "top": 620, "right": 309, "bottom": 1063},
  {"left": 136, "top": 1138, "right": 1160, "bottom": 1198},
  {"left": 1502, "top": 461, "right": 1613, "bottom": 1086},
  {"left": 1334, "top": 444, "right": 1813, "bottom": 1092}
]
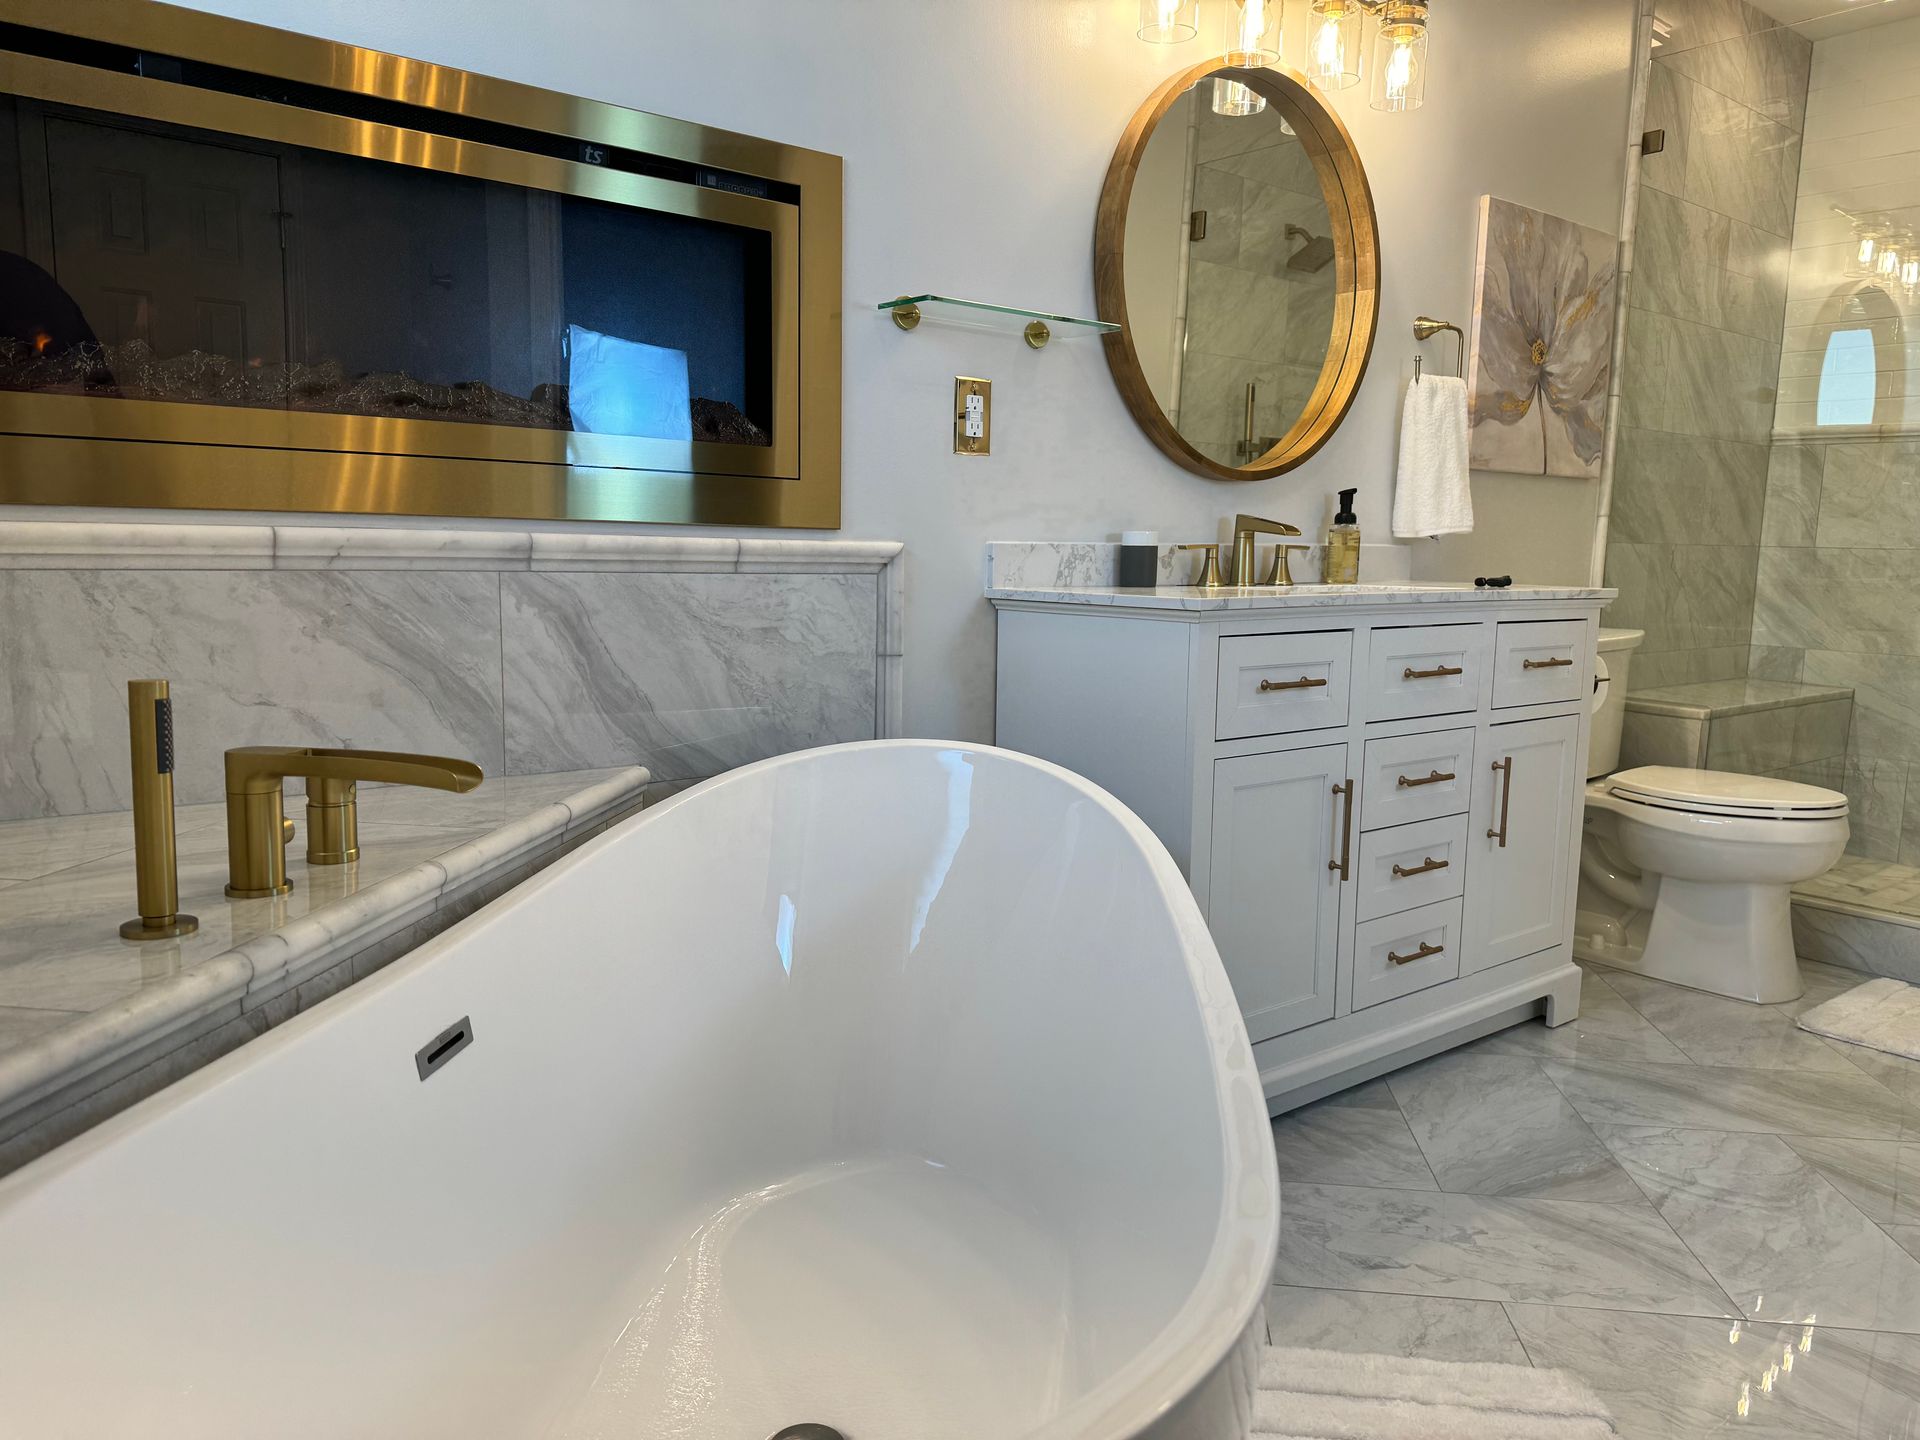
[{"left": 991, "top": 585, "right": 1610, "bottom": 1113}]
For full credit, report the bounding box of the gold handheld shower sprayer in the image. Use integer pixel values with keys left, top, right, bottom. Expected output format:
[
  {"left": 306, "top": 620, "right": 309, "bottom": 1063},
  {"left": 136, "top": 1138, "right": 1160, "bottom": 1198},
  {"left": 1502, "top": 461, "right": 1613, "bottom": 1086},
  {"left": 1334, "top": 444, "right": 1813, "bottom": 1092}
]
[{"left": 119, "top": 679, "right": 198, "bottom": 942}]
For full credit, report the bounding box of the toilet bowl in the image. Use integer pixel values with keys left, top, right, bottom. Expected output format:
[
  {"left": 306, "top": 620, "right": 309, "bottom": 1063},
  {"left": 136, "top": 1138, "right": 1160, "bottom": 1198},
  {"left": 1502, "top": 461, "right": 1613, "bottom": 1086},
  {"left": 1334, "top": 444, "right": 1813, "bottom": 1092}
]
[{"left": 1573, "top": 630, "right": 1850, "bottom": 1003}]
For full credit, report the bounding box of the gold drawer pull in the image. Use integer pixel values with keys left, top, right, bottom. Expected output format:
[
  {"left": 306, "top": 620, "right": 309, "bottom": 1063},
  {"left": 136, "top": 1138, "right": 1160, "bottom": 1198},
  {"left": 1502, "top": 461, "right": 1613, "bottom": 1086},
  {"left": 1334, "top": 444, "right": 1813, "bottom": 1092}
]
[
  {"left": 1488, "top": 756, "right": 1513, "bottom": 847},
  {"left": 1391, "top": 856, "right": 1449, "bottom": 879},
  {"left": 1260, "top": 675, "right": 1328, "bottom": 692},
  {"left": 1397, "top": 769, "right": 1455, "bottom": 789},
  {"left": 1403, "top": 664, "right": 1464, "bottom": 680},
  {"left": 1329, "top": 779, "right": 1354, "bottom": 880},
  {"left": 1522, "top": 656, "right": 1574, "bottom": 670},
  {"left": 1388, "top": 941, "right": 1445, "bottom": 966}
]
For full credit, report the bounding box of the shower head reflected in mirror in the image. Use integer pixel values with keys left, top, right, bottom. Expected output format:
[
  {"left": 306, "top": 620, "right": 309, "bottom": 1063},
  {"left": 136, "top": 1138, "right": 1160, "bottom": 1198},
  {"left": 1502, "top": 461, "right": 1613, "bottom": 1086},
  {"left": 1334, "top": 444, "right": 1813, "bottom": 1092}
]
[{"left": 1285, "top": 224, "right": 1336, "bottom": 273}]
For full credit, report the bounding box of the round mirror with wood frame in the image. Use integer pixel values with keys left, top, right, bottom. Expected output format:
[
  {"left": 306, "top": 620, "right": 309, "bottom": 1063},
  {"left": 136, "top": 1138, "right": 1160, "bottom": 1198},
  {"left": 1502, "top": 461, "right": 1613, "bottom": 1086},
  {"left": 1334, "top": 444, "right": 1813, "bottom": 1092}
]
[{"left": 1096, "top": 60, "right": 1379, "bottom": 482}]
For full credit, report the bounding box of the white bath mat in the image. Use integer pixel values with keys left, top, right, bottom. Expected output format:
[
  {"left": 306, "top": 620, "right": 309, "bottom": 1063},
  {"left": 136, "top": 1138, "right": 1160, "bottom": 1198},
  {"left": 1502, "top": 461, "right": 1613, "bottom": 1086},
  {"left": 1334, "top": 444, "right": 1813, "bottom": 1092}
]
[
  {"left": 1253, "top": 1347, "right": 1616, "bottom": 1439},
  {"left": 1797, "top": 976, "right": 1920, "bottom": 1060}
]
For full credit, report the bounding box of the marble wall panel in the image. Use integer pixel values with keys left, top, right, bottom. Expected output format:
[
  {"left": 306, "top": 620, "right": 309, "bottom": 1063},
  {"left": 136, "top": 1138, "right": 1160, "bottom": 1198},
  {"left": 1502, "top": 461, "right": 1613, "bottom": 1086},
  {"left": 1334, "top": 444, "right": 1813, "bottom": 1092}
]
[
  {"left": 0, "top": 527, "right": 904, "bottom": 823},
  {"left": 0, "top": 571, "right": 506, "bottom": 817},
  {"left": 499, "top": 572, "right": 879, "bottom": 780},
  {"left": 1815, "top": 440, "right": 1920, "bottom": 550},
  {"left": 1761, "top": 444, "right": 1824, "bottom": 547},
  {"left": 1608, "top": 428, "right": 1769, "bottom": 547}
]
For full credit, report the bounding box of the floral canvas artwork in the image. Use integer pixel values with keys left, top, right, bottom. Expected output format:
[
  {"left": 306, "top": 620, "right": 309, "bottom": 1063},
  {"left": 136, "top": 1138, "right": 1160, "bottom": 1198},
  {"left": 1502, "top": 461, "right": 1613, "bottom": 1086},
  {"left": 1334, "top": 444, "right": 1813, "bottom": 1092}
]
[{"left": 1466, "top": 196, "right": 1616, "bottom": 479}]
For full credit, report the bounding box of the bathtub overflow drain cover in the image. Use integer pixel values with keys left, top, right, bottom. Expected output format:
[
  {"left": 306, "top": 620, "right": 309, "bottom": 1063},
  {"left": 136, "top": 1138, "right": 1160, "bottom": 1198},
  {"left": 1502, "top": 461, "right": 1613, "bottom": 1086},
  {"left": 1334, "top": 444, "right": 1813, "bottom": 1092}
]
[{"left": 768, "top": 1427, "right": 845, "bottom": 1440}]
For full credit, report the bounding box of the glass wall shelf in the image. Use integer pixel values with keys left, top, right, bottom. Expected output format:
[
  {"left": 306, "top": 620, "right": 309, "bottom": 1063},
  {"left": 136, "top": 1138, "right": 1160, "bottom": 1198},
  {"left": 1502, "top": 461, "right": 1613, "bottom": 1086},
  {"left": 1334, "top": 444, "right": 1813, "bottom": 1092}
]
[{"left": 878, "top": 294, "right": 1120, "bottom": 349}]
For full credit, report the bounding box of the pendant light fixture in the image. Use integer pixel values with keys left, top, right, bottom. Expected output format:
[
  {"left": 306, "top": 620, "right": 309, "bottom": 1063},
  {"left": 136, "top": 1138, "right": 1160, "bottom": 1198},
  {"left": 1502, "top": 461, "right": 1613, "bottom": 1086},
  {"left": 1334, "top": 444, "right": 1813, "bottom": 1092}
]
[
  {"left": 1370, "top": 0, "right": 1429, "bottom": 111},
  {"left": 1138, "top": 0, "right": 1201, "bottom": 43}
]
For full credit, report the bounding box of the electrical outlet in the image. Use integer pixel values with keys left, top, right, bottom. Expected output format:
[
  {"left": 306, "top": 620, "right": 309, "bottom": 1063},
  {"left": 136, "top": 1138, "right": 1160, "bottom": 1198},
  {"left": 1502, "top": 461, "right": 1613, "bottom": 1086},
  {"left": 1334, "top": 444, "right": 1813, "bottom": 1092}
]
[{"left": 954, "top": 376, "right": 991, "bottom": 456}]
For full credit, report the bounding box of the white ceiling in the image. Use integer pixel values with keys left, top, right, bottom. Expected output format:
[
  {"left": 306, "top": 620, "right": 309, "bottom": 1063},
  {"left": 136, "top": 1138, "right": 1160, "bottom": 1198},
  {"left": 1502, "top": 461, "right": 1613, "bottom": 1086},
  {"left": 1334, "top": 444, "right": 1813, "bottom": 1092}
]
[{"left": 1744, "top": 0, "right": 1920, "bottom": 39}]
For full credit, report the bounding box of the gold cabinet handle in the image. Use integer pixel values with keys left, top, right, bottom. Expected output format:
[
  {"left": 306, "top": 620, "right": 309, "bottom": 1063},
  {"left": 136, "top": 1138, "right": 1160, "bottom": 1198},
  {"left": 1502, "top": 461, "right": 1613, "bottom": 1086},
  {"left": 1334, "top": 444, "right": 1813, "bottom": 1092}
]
[
  {"left": 1391, "top": 856, "right": 1449, "bottom": 879},
  {"left": 1487, "top": 755, "right": 1513, "bottom": 848},
  {"left": 1328, "top": 779, "right": 1353, "bottom": 880},
  {"left": 1396, "top": 769, "right": 1455, "bottom": 789},
  {"left": 1403, "top": 664, "right": 1464, "bottom": 680},
  {"left": 1260, "top": 675, "right": 1328, "bottom": 692},
  {"left": 1522, "top": 656, "right": 1574, "bottom": 670},
  {"left": 1388, "top": 940, "right": 1445, "bottom": 966}
]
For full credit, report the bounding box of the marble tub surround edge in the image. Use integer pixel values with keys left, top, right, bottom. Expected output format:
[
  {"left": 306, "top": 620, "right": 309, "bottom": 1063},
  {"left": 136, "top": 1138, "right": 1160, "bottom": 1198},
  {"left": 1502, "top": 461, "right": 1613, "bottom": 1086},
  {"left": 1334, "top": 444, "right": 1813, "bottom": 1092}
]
[
  {"left": 0, "top": 766, "right": 650, "bottom": 1175},
  {"left": 0, "top": 522, "right": 905, "bottom": 820}
]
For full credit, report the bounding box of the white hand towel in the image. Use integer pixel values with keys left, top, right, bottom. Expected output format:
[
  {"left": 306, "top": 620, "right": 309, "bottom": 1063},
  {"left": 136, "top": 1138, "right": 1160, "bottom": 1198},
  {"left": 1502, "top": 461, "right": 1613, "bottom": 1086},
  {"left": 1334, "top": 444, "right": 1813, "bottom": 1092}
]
[{"left": 1392, "top": 375, "right": 1473, "bottom": 539}]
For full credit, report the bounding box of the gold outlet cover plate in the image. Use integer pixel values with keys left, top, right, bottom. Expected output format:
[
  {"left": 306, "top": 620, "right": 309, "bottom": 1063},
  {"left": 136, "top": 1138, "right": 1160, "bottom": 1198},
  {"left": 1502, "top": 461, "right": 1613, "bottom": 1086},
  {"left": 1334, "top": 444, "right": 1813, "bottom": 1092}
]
[{"left": 954, "top": 377, "right": 992, "bottom": 456}]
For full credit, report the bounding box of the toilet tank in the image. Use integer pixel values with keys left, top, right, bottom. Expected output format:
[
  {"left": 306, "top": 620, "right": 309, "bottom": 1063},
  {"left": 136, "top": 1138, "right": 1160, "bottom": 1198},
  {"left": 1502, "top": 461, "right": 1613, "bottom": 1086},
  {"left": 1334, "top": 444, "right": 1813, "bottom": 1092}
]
[{"left": 1590, "top": 627, "right": 1645, "bottom": 778}]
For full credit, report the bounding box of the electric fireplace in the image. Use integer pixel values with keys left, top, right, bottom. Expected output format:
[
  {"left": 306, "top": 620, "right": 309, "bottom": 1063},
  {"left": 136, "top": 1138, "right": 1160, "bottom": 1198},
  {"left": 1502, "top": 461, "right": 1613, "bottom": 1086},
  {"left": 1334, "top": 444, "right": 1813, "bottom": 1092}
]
[{"left": 0, "top": 2, "right": 840, "bottom": 526}]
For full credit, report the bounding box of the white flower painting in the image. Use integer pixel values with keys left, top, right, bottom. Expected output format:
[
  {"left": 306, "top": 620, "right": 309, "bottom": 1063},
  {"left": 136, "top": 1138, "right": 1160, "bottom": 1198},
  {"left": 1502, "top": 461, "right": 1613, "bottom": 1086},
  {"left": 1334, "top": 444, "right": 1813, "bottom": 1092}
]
[{"left": 1466, "top": 196, "right": 1616, "bottom": 479}]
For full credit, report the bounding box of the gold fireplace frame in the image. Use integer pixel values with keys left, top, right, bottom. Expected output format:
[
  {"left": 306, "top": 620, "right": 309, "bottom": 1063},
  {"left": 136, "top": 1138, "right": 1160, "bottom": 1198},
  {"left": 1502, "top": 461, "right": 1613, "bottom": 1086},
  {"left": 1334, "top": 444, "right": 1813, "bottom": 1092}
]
[{"left": 0, "top": 2, "right": 842, "bottom": 527}]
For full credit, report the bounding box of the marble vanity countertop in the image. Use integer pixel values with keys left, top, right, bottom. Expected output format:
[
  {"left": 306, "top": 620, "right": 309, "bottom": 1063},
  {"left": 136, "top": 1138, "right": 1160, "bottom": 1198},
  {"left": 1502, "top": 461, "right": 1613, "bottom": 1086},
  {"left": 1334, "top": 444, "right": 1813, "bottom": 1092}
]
[
  {"left": 986, "top": 581, "right": 1618, "bottom": 610},
  {"left": 0, "top": 766, "right": 650, "bottom": 1167}
]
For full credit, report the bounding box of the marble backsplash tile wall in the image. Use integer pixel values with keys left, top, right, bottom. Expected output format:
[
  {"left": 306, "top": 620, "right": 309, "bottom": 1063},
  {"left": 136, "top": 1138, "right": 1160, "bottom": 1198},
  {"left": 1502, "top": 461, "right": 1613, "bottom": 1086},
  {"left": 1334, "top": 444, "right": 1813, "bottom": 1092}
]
[
  {"left": 1603, "top": 0, "right": 1812, "bottom": 691},
  {"left": 0, "top": 524, "right": 904, "bottom": 822}
]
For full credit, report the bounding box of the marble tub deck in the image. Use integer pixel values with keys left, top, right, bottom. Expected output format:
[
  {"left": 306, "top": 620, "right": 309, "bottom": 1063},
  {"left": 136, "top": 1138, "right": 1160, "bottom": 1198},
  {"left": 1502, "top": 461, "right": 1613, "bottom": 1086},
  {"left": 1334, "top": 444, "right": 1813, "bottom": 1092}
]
[
  {"left": 0, "top": 767, "right": 649, "bottom": 1172},
  {"left": 1268, "top": 956, "right": 1920, "bottom": 1437}
]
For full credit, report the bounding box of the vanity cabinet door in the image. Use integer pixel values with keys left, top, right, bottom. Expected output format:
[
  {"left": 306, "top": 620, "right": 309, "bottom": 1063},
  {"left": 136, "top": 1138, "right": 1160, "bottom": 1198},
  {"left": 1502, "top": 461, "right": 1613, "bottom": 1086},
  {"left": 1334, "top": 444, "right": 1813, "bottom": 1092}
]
[
  {"left": 1207, "top": 744, "right": 1349, "bottom": 1043},
  {"left": 1463, "top": 714, "right": 1580, "bottom": 975}
]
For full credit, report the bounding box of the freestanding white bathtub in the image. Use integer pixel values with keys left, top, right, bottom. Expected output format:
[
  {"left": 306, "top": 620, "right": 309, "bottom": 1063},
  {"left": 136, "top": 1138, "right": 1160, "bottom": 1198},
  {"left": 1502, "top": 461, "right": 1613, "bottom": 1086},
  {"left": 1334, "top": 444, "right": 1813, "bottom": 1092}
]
[{"left": 0, "top": 741, "right": 1278, "bottom": 1440}]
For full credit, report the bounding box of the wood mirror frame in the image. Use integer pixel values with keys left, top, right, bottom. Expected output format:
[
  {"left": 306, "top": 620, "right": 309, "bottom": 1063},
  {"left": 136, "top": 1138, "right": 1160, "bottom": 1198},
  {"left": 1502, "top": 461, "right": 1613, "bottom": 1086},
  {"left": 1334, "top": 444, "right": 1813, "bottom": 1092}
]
[{"left": 1095, "top": 59, "right": 1380, "bottom": 482}]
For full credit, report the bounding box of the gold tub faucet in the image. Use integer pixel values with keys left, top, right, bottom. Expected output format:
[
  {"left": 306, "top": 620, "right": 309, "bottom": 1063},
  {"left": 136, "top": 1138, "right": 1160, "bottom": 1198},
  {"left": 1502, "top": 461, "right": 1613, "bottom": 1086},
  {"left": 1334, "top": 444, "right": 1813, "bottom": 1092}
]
[
  {"left": 120, "top": 679, "right": 199, "bottom": 942},
  {"left": 224, "top": 747, "right": 484, "bottom": 899}
]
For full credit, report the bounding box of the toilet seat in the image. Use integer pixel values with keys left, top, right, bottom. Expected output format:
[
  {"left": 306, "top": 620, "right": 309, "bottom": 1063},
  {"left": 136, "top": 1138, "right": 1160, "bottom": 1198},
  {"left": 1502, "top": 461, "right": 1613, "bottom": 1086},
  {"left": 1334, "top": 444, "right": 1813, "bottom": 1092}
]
[{"left": 1606, "top": 766, "right": 1848, "bottom": 820}]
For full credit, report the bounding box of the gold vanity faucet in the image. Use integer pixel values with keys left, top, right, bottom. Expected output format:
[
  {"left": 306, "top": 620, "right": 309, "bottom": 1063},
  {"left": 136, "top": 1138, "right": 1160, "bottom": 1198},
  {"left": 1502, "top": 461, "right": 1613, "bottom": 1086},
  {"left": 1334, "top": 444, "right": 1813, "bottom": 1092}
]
[
  {"left": 224, "top": 747, "right": 483, "bottom": 899},
  {"left": 1232, "top": 514, "right": 1309, "bottom": 586}
]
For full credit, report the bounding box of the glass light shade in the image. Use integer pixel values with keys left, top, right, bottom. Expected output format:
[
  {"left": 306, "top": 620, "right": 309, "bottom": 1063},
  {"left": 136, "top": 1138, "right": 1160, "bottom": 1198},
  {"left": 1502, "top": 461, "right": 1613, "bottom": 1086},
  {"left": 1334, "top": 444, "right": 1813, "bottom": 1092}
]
[
  {"left": 1212, "top": 77, "right": 1268, "bottom": 116},
  {"left": 1224, "top": 0, "right": 1282, "bottom": 66},
  {"left": 1879, "top": 242, "right": 1903, "bottom": 279},
  {"left": 1292, "top": 0, "right": 1364, "bottom": 90},
  {"left": 1370, "top": 4, "right": 1429, "bottom": 111},
  {"left": 1853, "top": 231, "right": 1880, "bottom": 278},
  {"left": 1138, "top": 0, "right": 1200, "bottom": 43}
]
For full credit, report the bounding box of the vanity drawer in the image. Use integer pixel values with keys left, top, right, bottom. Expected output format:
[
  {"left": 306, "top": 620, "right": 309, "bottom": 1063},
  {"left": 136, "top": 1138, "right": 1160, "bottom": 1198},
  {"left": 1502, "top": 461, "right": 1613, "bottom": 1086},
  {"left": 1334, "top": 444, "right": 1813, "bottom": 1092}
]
[
  {"left": 1355, "top": 813, "right": 1469, "bottom": 922},
  {"left": 1215, "top": 631, "right": 1352, "bottom": 740},
  {"left": 1351, "top": 897, "right": 1464, "bottom": 1012},
  {"left": 1360, "top": 728, "right": 1476, "bottom": 830},
  {"left": 1362, "top": 623, "right": 1488, "bottom": 722},
  {"left": 1493, "top": 620, "right": 1587, "bottom": 708}
]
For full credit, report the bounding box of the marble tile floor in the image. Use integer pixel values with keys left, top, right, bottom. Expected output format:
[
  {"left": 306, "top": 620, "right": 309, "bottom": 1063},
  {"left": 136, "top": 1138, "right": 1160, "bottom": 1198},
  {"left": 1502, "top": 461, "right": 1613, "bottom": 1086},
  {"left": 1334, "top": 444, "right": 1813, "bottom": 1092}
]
[{"left": 1268, "top": 957, "right": 1920, "bottom": 1437}]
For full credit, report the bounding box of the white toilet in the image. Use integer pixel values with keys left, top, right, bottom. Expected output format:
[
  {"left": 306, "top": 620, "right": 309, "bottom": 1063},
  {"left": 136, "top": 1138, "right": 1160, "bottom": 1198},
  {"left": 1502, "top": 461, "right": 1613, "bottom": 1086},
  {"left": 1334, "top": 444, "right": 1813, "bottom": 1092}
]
[{"left": 1575, "top": 628, "right": 1850, "bottom": 1004}]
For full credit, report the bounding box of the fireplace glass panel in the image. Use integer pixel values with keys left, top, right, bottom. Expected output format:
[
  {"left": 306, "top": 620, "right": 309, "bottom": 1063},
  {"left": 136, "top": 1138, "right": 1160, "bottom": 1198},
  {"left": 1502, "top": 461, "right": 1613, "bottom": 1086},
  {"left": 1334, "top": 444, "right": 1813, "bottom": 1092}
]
[{"left": 0, "top": 97, "right": 777, "bottom": 449}]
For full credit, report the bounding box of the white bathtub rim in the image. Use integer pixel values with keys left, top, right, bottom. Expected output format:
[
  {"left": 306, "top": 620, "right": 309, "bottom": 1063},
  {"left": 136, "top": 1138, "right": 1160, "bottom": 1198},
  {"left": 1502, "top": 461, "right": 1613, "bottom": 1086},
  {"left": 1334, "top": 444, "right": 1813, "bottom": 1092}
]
[{"left": 0, "top": 739, "right": 1279, "bottom": 1440}]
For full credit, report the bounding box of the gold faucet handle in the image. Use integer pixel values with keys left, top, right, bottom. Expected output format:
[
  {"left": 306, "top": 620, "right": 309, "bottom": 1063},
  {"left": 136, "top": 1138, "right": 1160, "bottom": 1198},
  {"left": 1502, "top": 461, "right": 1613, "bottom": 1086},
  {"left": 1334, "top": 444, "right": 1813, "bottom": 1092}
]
[
  {"left": 1265, "top": 544, "right": 1314, "bottom": 587},
  {"left": 1175, "top": 543, "right": 1224, "bottom": 588},
  {"left": 1233, "top": 513, "right": 1303, "bottom": 539}
]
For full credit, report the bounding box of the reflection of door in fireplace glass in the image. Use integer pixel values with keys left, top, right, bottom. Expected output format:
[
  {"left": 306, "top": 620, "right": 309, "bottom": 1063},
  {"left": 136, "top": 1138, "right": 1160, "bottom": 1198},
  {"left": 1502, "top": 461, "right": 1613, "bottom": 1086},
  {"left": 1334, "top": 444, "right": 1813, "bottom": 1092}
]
[{"left": 0, "top": 97, "right": 777, "bottom": 449}]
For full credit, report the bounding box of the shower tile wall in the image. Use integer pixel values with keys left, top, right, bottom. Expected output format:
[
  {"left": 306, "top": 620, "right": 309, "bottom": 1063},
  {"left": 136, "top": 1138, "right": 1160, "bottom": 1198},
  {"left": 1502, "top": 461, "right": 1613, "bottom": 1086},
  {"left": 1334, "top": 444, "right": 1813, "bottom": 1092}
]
[
  {"left": 1177, "top": 105, "right": 1337, "bottom": 466},
  {"left": 1753, "top": 16, "right": 1920, "bottom": 859},
  {"left": 1604, "top": 0, "right": 1811, "bottom": 691}
]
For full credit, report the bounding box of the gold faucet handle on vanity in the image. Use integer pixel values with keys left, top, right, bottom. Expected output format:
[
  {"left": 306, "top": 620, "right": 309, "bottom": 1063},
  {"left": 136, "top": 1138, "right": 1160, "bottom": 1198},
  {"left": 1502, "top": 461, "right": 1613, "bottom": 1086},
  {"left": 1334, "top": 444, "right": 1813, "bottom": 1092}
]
[
  {"left": 1231, "top": 514, "right": 1303, "bottom": 585},
  {"left": 223, "top": 746, "right": 484, "bottom": 899},
  {"left": 1175, "top": 543, "right": 1225, "bottom": 589}
]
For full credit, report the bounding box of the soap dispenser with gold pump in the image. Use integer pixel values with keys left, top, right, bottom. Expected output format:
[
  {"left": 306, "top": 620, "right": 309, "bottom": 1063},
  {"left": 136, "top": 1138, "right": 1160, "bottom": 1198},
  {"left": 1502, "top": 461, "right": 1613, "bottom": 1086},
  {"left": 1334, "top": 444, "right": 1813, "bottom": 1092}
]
[{"left": 1322, "top": 488, "right": 1361, "bottom": 585}]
